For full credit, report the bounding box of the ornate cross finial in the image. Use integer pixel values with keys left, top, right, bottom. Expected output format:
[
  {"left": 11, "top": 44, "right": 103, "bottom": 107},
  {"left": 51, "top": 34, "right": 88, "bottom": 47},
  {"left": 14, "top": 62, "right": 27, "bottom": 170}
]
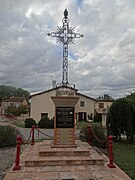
[
  {"left": 64, "top": 9, "right": 68, "bottom": 18},
  {"left": 48, "top": 9, "right": 84, "bottom": 86}
]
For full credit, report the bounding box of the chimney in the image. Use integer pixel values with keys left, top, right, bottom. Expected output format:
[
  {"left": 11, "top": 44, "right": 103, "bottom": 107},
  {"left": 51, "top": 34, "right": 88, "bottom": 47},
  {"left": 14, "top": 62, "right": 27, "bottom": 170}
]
[{"left": 52, "top": 80, "right": 56, "bottom": 88}]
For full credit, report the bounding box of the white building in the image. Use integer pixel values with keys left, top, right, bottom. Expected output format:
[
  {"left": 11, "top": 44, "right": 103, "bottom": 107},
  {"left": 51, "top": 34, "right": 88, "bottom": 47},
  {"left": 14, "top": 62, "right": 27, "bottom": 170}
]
[
  {"left": 30, "top": 86, "right": 97, "bottom": 122},
  {"left": 95, "top": 100, "right": 113, "bottom": 127}
]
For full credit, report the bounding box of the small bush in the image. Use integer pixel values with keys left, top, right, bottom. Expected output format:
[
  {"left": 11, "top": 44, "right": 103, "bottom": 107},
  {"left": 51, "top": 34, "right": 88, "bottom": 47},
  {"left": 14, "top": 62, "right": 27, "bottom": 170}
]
[
  {"left": 80, "top": 123, "right": 107, "bottom": 148},
  {"left": 93, "top": 115, "right": 102, "bottom": 122},
  {"left": 38, "top": 117, "right": 54, "bottom": 129},
  {"left": 25, "top": 118, "right": 37, "bottom": 128},
  {"left": 0, "top": 125, "right": 23, "bottom": 147}
]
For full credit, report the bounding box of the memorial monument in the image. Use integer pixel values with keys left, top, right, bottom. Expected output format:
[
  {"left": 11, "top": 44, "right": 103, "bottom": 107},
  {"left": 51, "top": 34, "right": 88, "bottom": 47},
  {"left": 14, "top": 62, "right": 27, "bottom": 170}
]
[{"left": 48, "top": 9, "right": 83, "bottom": 146}]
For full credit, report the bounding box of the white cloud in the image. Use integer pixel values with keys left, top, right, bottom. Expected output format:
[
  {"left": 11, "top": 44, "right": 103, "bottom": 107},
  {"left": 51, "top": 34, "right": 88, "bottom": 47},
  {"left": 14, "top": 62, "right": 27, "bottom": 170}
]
[{"left": 0, "top": 0, "right": 135, "bottom": 99}]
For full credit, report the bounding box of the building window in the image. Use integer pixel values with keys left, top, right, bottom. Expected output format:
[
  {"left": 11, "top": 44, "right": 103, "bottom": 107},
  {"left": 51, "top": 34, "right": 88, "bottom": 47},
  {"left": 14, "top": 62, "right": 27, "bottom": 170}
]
[
  {"left": 99, "top": 103, "right": 104, "bottom": 108},
  {"left": 41, "top": 113, "right": 48, "bottom": 119},
  {"left": 80, "top": 101, "right": 85, "bottom": 107}
]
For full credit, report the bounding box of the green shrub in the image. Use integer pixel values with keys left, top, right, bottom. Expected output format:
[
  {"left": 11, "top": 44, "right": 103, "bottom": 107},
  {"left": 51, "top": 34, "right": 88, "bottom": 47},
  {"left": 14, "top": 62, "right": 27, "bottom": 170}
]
[
  {"left": 80, "top": 123, "right": 107, "bottom": 148},
  {"left": 0, "top": 125, "right": 23, "bottom": 147},
  {"left": 25, "top": 118, "right": 37, "bottom": 128},
  {"left": 93, "top": 115, "right": 102, "bottom": 122},
  {"left": 38, "top": 117, "right": 54, "bottom": 129}
]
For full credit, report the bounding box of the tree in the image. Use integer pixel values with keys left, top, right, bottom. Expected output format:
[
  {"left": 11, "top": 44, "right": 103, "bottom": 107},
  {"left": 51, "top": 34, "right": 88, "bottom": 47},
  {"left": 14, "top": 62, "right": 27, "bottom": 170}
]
[
  {"left": 96, "top": 94, "right": 114, "bottom": 100},
  {"left": 126, "top": 90, "right": 135, "bottom": 101},
  {"left": 0, "top": 85, "right": 30, "bottom": 101},
  {"left": 107, "top": 98, "right": 135, "bottom": 142},
  {"left": 5, "top": 105, "right": 28, "bottom": 116}
]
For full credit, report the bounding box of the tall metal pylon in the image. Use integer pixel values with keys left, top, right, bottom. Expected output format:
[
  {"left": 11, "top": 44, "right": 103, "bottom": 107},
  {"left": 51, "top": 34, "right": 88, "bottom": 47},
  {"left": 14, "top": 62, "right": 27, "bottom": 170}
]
[{"left": 47, "top": 9, "right": 84, "bottom": 87}]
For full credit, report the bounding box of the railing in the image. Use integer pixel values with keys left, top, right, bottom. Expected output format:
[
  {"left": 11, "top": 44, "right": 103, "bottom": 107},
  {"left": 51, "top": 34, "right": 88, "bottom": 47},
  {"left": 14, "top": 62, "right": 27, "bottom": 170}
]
[
  {"left": 13, "top": 125, "right": 54, "bottom": 170},
  {"left": 79, "top": 125, "right": 116, "bottom": 168},
  {"left": 84, "top": 126, "right": 108, "bottom": 145},
  {"left": 13, "top": 125, "right": 116, "bottom": 170}
]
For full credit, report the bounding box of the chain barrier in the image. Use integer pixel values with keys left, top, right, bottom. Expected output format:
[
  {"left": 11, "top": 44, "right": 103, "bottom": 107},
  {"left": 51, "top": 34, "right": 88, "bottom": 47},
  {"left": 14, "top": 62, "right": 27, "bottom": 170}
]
[
  {"left": 84, "top": 126, "right": 108, "bottom": 144},
  {"left": 22, "top": 128, "right": 32, "bottom": 145},
  {"left": 13, "top": 125, "right": 115, "bottom": 170},
  {"left": 20, "top": 125, "right": 54, "bottom": 146},
  {"left": 35, "top": 127, "right": 54, "bottom": 139},
  {"left": 75, "top": 131, "right": 83, "bottom": 136}
]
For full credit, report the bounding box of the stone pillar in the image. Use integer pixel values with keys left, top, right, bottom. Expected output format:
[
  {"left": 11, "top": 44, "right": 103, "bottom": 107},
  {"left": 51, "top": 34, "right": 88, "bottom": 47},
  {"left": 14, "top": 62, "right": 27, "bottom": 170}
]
[{"left": 51, "top": 87, "right": 79, "bottom": 147}]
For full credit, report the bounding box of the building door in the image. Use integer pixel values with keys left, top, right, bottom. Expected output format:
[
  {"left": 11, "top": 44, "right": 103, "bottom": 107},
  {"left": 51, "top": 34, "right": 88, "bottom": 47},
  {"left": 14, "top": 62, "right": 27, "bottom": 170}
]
[
  {"left": 41, "top": 113, "right": 48, "bottom": 119},
  {"left": 78, "top": 112, "right": 87, "bottom": 121}
]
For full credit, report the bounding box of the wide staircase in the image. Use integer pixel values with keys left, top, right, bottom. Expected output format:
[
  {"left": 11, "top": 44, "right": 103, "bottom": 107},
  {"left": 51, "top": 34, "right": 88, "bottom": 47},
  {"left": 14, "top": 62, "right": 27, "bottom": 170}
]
[{"left": 25, "top": 140, "right": 104, "bottom": 167}]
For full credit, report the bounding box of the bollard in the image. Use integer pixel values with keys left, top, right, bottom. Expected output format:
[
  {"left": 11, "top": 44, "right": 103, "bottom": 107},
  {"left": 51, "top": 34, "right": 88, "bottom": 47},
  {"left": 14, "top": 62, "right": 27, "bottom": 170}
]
[
  {"left": 13, "top": 135, "right": 22, "bottom": 171},
  {"left": 31, "top": 125, "right": 35, "bottom": 145},
  {"left": 88, "top": 127, "right": 91, "bottom": 144},
  {"left": 107, "top": 135, "right": 116, "bottom": 168}
]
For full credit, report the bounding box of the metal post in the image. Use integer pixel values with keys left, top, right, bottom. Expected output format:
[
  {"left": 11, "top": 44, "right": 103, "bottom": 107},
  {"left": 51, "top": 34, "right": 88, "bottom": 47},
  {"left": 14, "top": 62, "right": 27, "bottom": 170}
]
[
  {"left": 88, "top": 127, "right": 91, "bottom": 144},
  {"left": 13, "top": 136, "right": 22, "bottom": 171},
  {"left": 31, "top": 125, "right": 35, "bottom": 145},
  {"left": 107, "top": 136, "right": 116, "bottom": 168}
]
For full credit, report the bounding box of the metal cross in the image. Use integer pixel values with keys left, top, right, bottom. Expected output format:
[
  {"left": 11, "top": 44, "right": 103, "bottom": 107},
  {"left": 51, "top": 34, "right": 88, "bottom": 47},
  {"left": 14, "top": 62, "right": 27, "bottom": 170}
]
[{"left": 47, "top": 9, "right": 84, "bottom": 86}]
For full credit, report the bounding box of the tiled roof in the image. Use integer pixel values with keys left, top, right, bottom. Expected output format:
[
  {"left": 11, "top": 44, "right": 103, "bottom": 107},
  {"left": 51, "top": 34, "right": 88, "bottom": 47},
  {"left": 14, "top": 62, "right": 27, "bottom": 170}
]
[
  {"left": 29, "top": 85, "right": 78, "bottom": 98},
  {"left": 2, "top": 97, "right": 25, "bottom": 102},
  {"left": 76, "top": 92, "right": 97, "bottom": 101},
  {"left": 29, "top": 86, "right": 97, "bottom": 101}
]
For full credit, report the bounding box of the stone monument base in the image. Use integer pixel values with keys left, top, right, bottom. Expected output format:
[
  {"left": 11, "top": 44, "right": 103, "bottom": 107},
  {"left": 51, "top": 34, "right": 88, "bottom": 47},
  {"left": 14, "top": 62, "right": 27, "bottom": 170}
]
[
  {"left": 3, "top": 140, "right": 132, "bottom": 180},
  {"left": 51, "top": 143, "right": 77, "bottom": 148},
  {"left": 51, "top": 96, "right": 79, "bottom": 147}
]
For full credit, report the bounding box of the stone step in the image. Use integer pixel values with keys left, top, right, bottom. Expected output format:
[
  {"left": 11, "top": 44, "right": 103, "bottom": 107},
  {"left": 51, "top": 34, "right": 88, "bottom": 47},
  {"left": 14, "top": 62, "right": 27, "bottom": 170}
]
[
  {"left": 39, "top": 147, "right": 90, "bottom": 156},
  {"left": 25, "top": 155, "right": 104, "bottom": 167}
]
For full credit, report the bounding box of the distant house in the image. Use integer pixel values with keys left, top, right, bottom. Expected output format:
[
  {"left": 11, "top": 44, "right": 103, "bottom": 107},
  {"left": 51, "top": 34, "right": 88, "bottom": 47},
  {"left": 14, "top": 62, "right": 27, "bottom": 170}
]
[
  {"left": 95, "top": 100, "right": 113, "bottom": 127},
  {"left": 1, "top": 97, "right": 28, "bottom": 115},
  {"left": 30, "top": 86, "right": 97, "bottom": 122}
]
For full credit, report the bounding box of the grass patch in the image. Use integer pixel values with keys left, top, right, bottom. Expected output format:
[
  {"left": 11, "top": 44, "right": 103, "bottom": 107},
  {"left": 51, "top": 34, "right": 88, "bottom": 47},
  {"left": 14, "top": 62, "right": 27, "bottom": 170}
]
[
  {"left": 13, "top": 121, "right": 25, "bottom": 128},
  {"left": 76, "top": 121, "right": 102, "bottom": 129},
  {"left": 113, "top": 141, "right": 135, "bottom": 180},
  {"left": 76, "top": 121, "right": 91, "bottom": 129}
]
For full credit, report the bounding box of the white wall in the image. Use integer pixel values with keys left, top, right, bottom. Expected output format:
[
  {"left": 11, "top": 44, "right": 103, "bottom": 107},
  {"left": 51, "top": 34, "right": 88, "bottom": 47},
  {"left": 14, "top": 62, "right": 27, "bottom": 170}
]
[
  {"left": 30, "top": 90, "right": 56, "bottom": 121},
  {"left": 76, "top": 95, "right": 95, "bottom": 118},
  {"left": 30, "top": 89, "right": 96, "bottom": 122}
]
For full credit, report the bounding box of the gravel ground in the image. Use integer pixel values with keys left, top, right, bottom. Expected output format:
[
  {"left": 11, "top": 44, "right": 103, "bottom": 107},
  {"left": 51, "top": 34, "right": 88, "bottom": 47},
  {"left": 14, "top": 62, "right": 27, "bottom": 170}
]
[
  {"left": 0, "top": 144, "right": 27, "bottom": 180},
  {"left": 0, "top": 145, "right": 27, "bottom": 180},
  {"left": 0, "top": 147, "right": 16, "bottom": 180}
]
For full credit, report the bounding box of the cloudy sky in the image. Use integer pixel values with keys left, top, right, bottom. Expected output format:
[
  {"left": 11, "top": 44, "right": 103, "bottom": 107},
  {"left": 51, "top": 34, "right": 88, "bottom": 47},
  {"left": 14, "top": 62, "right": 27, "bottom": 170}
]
[{"left": 0, "top": 0, "right": 135, "bottom": 99}]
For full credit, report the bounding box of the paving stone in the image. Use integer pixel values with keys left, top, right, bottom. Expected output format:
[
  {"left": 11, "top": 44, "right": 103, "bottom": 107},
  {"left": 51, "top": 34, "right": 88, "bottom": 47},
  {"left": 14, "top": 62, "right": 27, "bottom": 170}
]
[
  {"left": 94, "top": 170, "right": 113, "bottom": 179},
  {"left": 60, "top": 171, "right": 75, "bottom": 180},
  {"left": 91, "top": 165, "right": 106, "bottom": 171},
  {"left": 4, "top": 173, "right": 22, "bottom": 180},
  {"left": 58, "top": 166, "right": 77, "bottom": 171},
  {"left": 21, "top": 167, "right": 40, "bottom": 173},
  {"left": 74, "top": 170, "right": 96, "bottom": 180},
  {"left": 38, "top": 166, "right": 59, "bottom": 172},
  {"left": 21, "top": 172, "right": 37, "bottom": 180},
  {"left": 36, "top": 172, "right": 59, "bottom": 180}
]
